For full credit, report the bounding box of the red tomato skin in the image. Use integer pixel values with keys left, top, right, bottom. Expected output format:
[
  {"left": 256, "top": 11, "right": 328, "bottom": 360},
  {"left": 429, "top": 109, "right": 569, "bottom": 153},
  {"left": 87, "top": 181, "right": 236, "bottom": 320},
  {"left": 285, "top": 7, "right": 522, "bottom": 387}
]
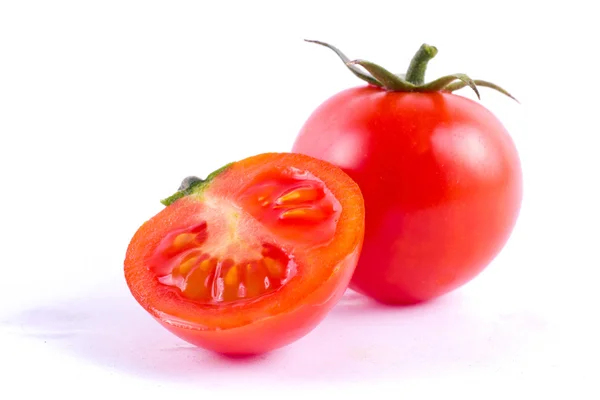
[{"left": 292, "top": 86, "right": 522, "bottom": 304}]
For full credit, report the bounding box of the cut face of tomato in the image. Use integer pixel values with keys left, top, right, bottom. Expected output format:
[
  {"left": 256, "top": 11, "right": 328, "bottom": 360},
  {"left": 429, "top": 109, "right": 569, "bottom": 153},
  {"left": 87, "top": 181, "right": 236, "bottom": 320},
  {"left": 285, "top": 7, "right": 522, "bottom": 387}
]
[
  {"left": 147, "top": 166, "right": 341, "bottom": 305},
  {"left": 124, "top": 153, "right": 364, "bottom": 354}
]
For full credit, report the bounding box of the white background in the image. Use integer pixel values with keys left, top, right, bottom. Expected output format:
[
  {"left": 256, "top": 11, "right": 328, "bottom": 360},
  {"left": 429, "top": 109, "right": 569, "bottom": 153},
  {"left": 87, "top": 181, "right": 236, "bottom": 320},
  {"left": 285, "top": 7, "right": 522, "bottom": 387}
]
[{"left": 1, "top": 1, "right": 598, "bottom": 398}]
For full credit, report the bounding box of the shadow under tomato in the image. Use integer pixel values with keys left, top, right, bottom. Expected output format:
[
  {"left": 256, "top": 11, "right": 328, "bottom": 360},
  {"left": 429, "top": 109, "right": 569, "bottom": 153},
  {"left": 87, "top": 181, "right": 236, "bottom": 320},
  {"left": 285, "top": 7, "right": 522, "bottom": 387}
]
[
  {"left": 0, "top": 293, "right": 278, "bottom": 382},
  {"left": 332, "top": 288, "right": 439, "bottom": 312},
  {"left": 1, "top": 286, "right": 552, "bottom": 386}
]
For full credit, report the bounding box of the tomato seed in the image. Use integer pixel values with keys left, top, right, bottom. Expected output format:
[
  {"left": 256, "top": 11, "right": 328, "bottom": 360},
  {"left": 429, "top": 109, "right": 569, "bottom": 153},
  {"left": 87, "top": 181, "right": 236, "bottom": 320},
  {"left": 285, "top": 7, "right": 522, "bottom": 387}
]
[
  {"left": 276, "top": 185, "right": 324, "bottom": 205},
  {"left": 279, "top": 207, "right": 327, "bottom": 222}
]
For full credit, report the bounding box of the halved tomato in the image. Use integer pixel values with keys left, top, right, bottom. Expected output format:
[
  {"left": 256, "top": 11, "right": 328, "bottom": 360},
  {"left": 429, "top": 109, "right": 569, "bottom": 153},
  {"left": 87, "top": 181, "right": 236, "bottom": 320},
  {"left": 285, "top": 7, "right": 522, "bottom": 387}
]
[{"left": 124, "top": 153, "right": 364, "bottom": 354}]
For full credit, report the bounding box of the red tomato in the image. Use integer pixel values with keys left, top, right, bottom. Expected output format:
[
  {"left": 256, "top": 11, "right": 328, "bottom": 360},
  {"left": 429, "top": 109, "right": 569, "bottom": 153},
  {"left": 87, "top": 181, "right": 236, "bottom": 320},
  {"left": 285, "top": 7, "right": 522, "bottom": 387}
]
[
  {"left": 292, "top": 41, "right": 522, "bottom": 304},
  {"left": 124, "top": 153, "right": 364, "bottom": 354}
]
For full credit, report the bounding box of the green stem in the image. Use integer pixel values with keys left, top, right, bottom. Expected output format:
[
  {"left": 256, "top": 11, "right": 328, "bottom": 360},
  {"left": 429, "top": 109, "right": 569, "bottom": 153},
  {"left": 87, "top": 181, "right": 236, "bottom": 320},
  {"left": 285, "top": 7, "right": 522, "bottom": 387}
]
[
  {"left": 347, "top": 60, "right": 416, "bottom": 91},
  {"left": 161, "top": 177, "right": 204, "bottom": 206},
  {"left": 445, "top": 79, "right": 519, "bottom": 102},
  {"left": 304, "top": 39, "right": 383, "bottom": 87},
  {"left": 304, "top": 39, "right": 518, "bottom": 102},
  {"left": 404, "top": 44, "right": 438, "bottom": 85},
  {"left": 160, "top": 163, "right": 233, "bottom": 206},
  {"left": 421, "top": 73, "right": 480, "bottom": 99}
]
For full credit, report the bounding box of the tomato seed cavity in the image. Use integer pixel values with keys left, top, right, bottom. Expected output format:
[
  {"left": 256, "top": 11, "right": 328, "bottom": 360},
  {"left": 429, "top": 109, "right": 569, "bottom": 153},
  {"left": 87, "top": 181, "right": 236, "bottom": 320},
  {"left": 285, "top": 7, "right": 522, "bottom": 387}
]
[{"left": 149, "top": 223, "right": 295, "bottom": 304}]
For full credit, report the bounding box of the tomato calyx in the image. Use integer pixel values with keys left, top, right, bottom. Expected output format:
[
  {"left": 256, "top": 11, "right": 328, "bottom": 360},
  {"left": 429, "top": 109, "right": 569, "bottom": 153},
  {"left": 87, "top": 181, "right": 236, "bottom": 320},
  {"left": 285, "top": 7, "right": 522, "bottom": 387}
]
[
  {"left": 304, "top": 39, "right": 518, "bottom": 102},
  {"left": 160, "top": 163, "right": 233, "bottom": 206}
]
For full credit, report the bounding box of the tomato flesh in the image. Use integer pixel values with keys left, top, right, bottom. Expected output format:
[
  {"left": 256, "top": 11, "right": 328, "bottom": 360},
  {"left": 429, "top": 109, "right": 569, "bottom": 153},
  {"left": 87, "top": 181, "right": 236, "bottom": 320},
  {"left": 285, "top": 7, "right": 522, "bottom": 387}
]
[{"left": 124, "top": 153, "right": 364, "bottom": 354}]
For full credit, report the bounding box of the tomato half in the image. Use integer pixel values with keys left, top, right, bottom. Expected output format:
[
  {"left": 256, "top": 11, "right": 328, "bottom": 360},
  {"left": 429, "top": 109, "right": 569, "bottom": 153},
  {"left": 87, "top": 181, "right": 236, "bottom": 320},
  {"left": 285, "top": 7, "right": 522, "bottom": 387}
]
[
  {"left": 292, "top": 41, "right": 522, "bottom": 304},
  {"left": 124, "top": 153, "right": 364, "bottom": 354}
]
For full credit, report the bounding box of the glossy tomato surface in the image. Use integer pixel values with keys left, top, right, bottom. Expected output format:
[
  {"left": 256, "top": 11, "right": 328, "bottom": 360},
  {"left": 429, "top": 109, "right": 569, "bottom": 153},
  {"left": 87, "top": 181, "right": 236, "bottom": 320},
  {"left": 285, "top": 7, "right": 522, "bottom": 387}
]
[
  {"left": 292, "top": 86, "right": 522, "bottom": 304},
  {"left": 124, "top": 153, "right": 364, "bottom": 354}
]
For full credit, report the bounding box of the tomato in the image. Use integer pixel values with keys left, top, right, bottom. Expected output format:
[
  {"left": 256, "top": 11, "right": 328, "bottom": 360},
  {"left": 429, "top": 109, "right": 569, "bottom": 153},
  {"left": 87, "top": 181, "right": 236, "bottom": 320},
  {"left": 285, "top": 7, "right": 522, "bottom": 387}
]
[
  {"left": 292, "top": 41, "right": 522, "bottom": 304},
  {"left": 124, "top": 153, "right": 364, "bottom": 354}
]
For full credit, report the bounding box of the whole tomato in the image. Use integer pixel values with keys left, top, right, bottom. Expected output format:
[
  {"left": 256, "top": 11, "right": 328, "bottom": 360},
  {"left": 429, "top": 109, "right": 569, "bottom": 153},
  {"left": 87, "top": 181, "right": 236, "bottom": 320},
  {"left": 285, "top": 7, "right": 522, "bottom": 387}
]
[{"left": 292, "top": 41, "right": 522, "bottom": 304}]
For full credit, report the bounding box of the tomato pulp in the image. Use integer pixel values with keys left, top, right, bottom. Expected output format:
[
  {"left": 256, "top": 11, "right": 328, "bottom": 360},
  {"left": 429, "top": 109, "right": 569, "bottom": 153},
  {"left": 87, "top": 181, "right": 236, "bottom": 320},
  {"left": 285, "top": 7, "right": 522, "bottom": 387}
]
[
  {"left": 293, "top": 86, "right": 522, "bottom": 304},
  {"left": 124, "top": 153, "right": 365, "bottom": 354}
]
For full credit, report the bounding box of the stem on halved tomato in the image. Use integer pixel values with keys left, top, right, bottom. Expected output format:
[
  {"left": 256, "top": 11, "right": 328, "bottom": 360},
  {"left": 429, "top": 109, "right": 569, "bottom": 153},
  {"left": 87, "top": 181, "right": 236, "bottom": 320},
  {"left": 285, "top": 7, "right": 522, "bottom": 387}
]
[{"left": 161, "top": 163, "right": 233, "bottom": 206}]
